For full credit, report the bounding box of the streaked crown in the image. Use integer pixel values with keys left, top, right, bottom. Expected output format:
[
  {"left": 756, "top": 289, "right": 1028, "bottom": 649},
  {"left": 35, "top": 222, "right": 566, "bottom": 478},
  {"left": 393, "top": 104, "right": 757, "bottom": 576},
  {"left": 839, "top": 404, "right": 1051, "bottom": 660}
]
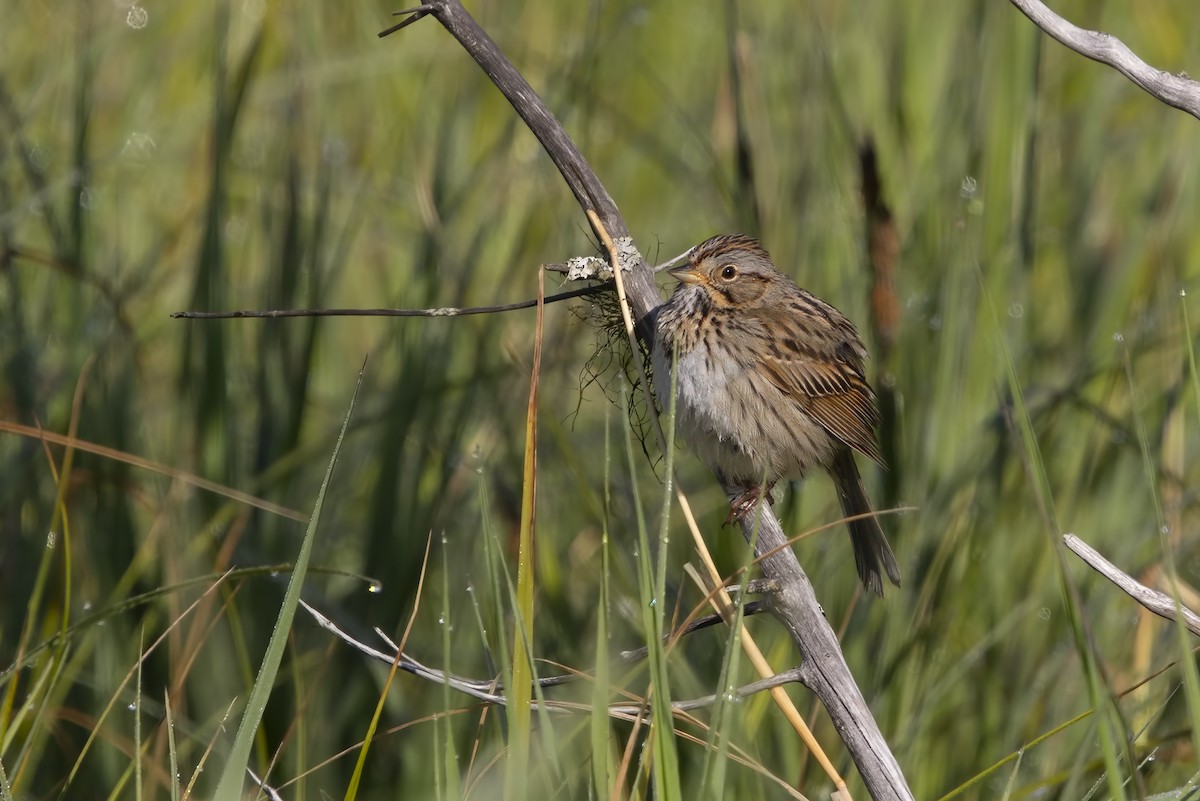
[{"left": 689, "top": 233, "right": 773, "bottom": 266}]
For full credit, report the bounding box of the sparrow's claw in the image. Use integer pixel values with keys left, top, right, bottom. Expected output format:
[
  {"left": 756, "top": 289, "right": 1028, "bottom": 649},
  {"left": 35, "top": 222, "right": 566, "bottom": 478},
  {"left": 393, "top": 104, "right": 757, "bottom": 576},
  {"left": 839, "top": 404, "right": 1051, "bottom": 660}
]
[{"left": 724, "top": 485, "right": 776, "bottom": 525}]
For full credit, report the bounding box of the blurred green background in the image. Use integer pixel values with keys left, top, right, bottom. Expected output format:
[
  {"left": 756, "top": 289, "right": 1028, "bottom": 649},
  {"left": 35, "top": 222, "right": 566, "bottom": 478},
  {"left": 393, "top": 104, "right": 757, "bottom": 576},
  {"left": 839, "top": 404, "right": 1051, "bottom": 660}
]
[{"left": 3, "top": 0, "right": 1200, "bottom": 798}]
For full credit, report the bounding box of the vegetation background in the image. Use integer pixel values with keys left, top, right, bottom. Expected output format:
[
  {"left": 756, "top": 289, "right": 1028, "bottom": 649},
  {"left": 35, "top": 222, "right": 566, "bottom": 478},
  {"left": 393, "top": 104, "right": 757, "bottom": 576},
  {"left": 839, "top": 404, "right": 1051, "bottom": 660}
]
[{"left": 2, "top": 0, "right": 1199, "bottom": 798}]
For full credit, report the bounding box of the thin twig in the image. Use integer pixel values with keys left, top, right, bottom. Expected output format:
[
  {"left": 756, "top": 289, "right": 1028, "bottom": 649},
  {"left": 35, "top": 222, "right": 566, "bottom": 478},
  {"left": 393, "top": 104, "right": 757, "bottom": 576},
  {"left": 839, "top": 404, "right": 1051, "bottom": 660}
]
[
  {"left": 377, "top": 5, "right": 433, "bottom": 38},
  {"left": 171, "top": 283, "right": 610, "bottom": 320},
  {"left": 607, "top": 669, "right": 805, "bottom": 716},
  {"left": 300, "top": 599, "right": 805, "bottom": 715},
  {"left": 1010, "top": 0, "right": 1200, "bottom": 120},
  {"left": 1064, "top": 533, "right": 1200, "bottom": 637},
  {"left": 617, "top": 600, "right": 770, "bottom": 662}
]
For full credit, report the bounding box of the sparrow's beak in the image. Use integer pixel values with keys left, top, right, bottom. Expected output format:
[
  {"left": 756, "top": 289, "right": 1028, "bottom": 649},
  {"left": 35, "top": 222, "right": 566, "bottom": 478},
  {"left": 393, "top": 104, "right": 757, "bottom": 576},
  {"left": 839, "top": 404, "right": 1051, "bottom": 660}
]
[{"left": 668, "top": 265, "right": 703, "bottom": 285}]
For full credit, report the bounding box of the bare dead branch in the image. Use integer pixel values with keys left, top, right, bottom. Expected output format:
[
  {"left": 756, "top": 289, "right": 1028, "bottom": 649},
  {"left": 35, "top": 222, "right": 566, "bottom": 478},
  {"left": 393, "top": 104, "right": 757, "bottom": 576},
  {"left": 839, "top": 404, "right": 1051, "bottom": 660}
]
[
  {"left": 170, "top": 283, "right": 610, "bottom": 320},
  {"left": 608, "top": 668, "right": 808, "bottom": 716},
  {"left": 1064, "top": 533, "right": 1200, "bottom": 637},
  {"left": 379, "top": 3, "right": 913, "bottom": 797},
  {"left": 1010, "top": 0, "right": 1200, "bottom": 120},
  {"left": 379, "top": 2, "right": 662, "bottom": 328},
  {"left": 618, "top": 600, "right": 771, "bottom": 662},
  {"left": 729, "top": 498, "right": 911, "bottom": 798},
  {"left": 377, "top": 5, "right": 433, "bottom": 38},
  {"left": 301, "top": 599, "right": 807, "bottom": 715}
]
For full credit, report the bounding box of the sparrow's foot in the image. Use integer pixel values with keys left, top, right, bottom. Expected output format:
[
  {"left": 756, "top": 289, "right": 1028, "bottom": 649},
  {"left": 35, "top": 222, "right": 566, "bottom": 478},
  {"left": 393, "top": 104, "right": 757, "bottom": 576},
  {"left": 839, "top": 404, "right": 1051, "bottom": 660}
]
[{"left": 724, "top": 484, "right": 776, "bottom": 525}]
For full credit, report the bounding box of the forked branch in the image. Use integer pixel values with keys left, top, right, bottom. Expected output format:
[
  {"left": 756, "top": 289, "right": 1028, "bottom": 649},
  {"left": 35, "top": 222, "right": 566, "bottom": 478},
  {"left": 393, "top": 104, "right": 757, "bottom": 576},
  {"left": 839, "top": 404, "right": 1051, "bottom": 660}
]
[{"left": 380, "top": 3, "right": 912, "bottom": 798}]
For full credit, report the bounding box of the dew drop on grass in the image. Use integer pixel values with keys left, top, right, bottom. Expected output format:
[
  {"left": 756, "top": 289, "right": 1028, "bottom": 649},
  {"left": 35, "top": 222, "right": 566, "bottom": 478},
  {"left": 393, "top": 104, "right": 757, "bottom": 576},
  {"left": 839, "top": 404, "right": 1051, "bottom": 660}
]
[
  {"left": 928, "top": 314, "right": 942, "bottom": 332},
  {"left": 437, "top": 616, "right": 445, "bottom": 625},
  {"left": 121, "top": 131, "right": 156, "bottom": 160},
  {"left": 1182, "top": 288, "right": 1188, "bottom": 297},
  {"left": 321, "top": 137, "right": 347, "bottom": 166},
  {"left": 1113, "top": 332, "right": 1124, "bottom": 343},
  {"left": 1007, "top": 303, "right": 1023, "bottom": 318},
  {"left": 1159, "top": 525, "right": 1170, "bottom": 536},
  {"left": 82, "top": 601, "right": 92, "bottom": 612},
  {"left": 367, "top": 580, "right": 383, "bottom": 594},
  {"left": 960, "top": 176, "right": 978, "bottom": 199},
  {"left": 45, "top": 531, "right": 56, "bottom": 549},
  {"left": 1038, "top": 607, "right": 1051, "bottom": 621},
  {"left": 27, "top": 145, "right": 48, "bottom": 170},
  {"left": 224, "top": 215, "right": 246, "bottom": 245},
  {"left": 127, "top": 4, "right": 148, "bottom": 29},
  {"left": 127, "top": 703, "right": 136, "bottom": 712}
]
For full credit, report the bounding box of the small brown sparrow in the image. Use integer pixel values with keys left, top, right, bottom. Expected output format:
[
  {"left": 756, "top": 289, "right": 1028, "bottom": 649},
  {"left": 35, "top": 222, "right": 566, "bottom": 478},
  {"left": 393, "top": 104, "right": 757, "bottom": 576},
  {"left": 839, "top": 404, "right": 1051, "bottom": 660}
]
[{"left": 652, "top": 233, "right": 901, "bottom": 596}]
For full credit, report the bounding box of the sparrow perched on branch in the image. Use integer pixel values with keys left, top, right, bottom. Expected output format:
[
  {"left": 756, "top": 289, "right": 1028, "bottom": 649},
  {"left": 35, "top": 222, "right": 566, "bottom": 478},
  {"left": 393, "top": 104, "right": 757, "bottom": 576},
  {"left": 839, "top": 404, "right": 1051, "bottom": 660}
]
[{"left": 652, "top": 233, "right": 900, "bottom": 596}]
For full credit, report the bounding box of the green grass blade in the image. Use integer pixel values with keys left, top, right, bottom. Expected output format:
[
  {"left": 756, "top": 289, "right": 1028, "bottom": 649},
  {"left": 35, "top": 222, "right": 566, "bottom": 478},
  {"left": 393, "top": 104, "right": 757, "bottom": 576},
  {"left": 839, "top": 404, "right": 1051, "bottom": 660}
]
[
  {"left": 622, "top": 378, "right": 681, "bottom": 801},
  {"left": 504, "top": 271, "right": 544, "bottom": 801},
  {"left": 165, "top": 690, "right": 180, "bottom": 801},
  {"left": 134, "top": 627, "right": 143, "bottom": 801},
  {"left": 1170, "top": 294, "right": 1200, "bottom": 761},
  {"left": 212, "top": 363, "right": 365, "bottom": 801},
  {"left": 590, "top": 407, "right": 614, "bottom": 799},
  {"left": 439, "top": 536, "right": 463, "bottom": 800},
  {"left": 980, "top": 267, "right": 1130, "bottom": 801}
]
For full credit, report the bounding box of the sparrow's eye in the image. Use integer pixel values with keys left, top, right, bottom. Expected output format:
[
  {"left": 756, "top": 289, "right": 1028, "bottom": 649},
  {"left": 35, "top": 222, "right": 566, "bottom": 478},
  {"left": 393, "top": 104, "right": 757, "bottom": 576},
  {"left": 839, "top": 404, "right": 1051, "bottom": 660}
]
[{"left": 719, "top": 264, "right": 738, "bottom": 281}]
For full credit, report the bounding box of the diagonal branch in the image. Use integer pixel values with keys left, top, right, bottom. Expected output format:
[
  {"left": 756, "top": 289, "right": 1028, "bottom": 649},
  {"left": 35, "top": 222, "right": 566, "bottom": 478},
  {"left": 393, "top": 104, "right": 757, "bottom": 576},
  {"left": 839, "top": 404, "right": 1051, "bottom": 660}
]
[
  {"left": 732, "top": 499, "right": 911, "bottom": 797},
  {"left": 381, "top": 2, "right": 662, "bottom": 326},
  {"left": 1064, "top": 533, "right": 1200, "bottom": 636},
  {"left": 301, "top": 599, "right": 804, "bottom": 714},
  {"left": 379, "top": 4, "right": 913, "bottom": 798},
  {"left": 1010, "top": 0, "right": 1200, "bottom": 120}
]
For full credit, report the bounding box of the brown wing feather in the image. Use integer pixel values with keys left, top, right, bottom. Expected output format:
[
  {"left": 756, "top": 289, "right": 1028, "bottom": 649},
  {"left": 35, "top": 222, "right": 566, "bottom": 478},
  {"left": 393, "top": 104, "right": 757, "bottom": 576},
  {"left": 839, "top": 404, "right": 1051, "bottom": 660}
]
[{"left": 755, "top": 297, "right": 885, "bottom": 466}]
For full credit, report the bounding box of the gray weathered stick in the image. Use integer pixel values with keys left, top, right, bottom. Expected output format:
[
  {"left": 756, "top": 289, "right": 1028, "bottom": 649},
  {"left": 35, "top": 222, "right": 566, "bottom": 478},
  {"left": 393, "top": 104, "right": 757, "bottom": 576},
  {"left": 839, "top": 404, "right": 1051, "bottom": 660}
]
[
  {"left": 382, "top": 2, "right": 662, "bottom": 327},
  {"left": 1063, "top": 533, "right": 1200, "bottom": 637},
  {"left": 382, "top": 3, "right": 912, "bottom": 798},
  {"left": 744, "top": 502, "right": 910, "bottom": 798},
  {"left": 1010, "top": 0, "right": 1200, "bottom": 120}
]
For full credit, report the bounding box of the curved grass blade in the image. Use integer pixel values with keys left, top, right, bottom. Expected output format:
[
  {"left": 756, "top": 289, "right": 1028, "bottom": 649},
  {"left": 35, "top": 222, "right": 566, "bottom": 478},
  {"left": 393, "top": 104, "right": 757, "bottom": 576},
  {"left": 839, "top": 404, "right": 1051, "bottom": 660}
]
[{"left": 212, "top": 362, "right": 366, "bottom": 801}]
